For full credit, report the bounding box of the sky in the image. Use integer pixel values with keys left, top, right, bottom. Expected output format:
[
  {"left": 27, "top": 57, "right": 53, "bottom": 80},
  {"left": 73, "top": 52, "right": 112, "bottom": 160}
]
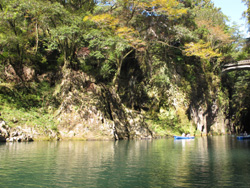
[{"left": 212, "top": 0, "right": 249, "bottom": 37}]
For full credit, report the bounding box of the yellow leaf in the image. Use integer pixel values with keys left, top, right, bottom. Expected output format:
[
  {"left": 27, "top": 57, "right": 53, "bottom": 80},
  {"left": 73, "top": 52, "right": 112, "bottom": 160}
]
[
  {"left": 138, "top": 0, "right": 187, "bottom": 18},
  {"left": 83, "top": 13, "right": 119, "bottom": 27},
  {"left": 184, "top": 40, "right": 222, "bottom": 60}
]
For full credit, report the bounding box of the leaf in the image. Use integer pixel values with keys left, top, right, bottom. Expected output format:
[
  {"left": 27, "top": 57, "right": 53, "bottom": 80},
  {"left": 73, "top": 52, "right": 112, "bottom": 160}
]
[
  {"left": 138, "top": 0, "right": 187, "bottom": 18},
  {"left": 184, "top": 40, "right": 222, "bottom": 60}
]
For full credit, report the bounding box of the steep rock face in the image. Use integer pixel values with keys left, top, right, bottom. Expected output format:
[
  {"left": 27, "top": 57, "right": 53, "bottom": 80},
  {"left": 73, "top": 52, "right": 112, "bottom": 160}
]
[
  {"left": 189, "top": 102, "right": 228, "bottom": 135},
  {"left": 55, "top": 70, "right": 152, "bottom": 140},
  {"left": 164, "top": 59, "right": 229, "bottom": 136},
  {"left": 100, "top": 86, "right": 152, "bottom": 139},
  {"left": 185, "top": 73, "right": 229, "bottom": 135}
]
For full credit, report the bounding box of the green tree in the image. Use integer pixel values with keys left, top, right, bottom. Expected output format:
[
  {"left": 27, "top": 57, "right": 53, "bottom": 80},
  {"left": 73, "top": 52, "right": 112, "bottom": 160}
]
[
  {"left": 84, "top": 0, "right": 188, "bottom": 89},
  {"left": 0, "top": 0, "right": 41, "bottom": 80}
]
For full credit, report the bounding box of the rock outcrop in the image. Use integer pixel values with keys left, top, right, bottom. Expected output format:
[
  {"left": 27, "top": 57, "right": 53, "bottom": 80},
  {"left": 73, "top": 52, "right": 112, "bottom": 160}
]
[
  {"left": 54, "top": 70, "right": 153, "bottom": 140},
  {"left": 0, "top": 121, "right": 34, "bottom": 142},
  {"left": 100, "top": 86, "right": 152, "bottom": 140}
]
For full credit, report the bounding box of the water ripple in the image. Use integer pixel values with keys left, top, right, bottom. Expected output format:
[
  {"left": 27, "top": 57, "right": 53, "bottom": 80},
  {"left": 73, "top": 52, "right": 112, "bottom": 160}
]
[{"left": 0, "top": 137, "right": 250, "bottom": 187}]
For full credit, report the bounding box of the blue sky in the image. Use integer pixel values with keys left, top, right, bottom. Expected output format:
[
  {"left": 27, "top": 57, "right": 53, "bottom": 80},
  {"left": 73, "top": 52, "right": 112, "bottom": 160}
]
[{"left": 212, "top": 0, "right": 249, "bottom": 37}]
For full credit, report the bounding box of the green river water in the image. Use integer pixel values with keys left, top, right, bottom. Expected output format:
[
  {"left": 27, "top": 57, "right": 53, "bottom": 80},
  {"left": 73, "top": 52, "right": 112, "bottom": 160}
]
[{"left": 0, "top": 136, "right": 250, "bottom": 187}]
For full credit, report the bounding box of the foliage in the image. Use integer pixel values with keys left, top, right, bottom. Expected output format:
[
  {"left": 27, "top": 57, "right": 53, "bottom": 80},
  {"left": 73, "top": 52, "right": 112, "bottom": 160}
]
[
  {"left": 138, "top": 0, "right": 187, "bottom": 17},
  {"left": 0, "top": 81, "right": 57, "bottom": 129},
  {"left": 223, "top": 71, "right": 250, "bottom": 133},
  {"left": 146, "top": 107, "right": 195, "bottom": 136},
  {"left": 243, "top": 0, "right": 250, "bottom": 27},
  {"left": 183, "top": 4, "right": 231, "bottom": 62},
  {"left": 184, "top": 40, "right": 221, "bottom": 60},
  {"left": 1, "top": 105, "right": 56, "bottom": 129}
]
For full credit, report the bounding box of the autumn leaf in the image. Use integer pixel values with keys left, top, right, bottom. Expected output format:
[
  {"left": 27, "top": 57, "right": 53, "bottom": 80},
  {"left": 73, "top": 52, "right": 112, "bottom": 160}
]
[
  {"left": 83, "top": 13, "right": 119, "bottom": 29},
  {"left": 184, "top": 40, "right": 222, "bottom": 60},
  {"left": 138, "top": 0, "right": 187, "bottom": 18},
  {"left": 196, "top": 20, "right": 232, "bottom": 47}
]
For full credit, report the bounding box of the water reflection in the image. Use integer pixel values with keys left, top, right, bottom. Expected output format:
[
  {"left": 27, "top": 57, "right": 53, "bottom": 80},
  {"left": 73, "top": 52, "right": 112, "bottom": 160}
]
[{"left": 0, "top": 137, "right": 250, "bottom": 187}]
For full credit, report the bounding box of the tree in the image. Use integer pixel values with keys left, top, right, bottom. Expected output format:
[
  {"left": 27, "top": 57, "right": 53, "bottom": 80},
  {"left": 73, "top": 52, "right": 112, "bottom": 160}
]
[
  {"left": 48, "top": 0, "right": 95, "bottom": 12},
  {"left": 183, "top": 4, "right": 231, "bottom": 63},
  {"left": 0, "top": 0, "right": 96, "bottom": 80},
  {"left": 243, "top": 0, "right": 250, "bottom": 26},
  {"left": 83, "top": 0, "right": 188, "bottom": 89},
  {"left": 0, "top": 0, "right": 41, "bottom": 80}
]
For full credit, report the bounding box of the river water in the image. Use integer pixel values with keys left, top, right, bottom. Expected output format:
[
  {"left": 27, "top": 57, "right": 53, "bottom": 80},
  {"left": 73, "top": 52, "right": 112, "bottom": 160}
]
[{"left": 0, "top": 136, "right": 250, "bottom": 188}]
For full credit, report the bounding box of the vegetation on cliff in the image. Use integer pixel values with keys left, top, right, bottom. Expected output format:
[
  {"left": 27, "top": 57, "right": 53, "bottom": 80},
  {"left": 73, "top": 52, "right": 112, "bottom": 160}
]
[{"left": 0, "top": 0, "right": 249, "bottom": 140}]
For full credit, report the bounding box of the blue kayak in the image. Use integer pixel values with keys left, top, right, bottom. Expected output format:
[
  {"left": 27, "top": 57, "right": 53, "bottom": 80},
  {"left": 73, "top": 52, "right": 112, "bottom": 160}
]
[
  {"left": 237, "top": 135, "right": 250, "bottom": 140},
  {"left": 174, "top": 136, "right": 195, "bottom": 140}
]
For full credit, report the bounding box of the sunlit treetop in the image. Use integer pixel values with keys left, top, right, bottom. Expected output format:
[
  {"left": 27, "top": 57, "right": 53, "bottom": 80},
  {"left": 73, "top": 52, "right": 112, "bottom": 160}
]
[
  {"left": 95, "top": 0, "right": 187, "bottom": 18},
  {"left": 138, "top": 0, "right": 187, "bottom": 18},
  {"left": 183, "top": 2, "right": 232, "bottom": 61},
  {"left": 83, "top": 13, "right": 119, "bottom": 29},
  {"left": 184, "top": 40, "right": 222, "bottom": 61}
]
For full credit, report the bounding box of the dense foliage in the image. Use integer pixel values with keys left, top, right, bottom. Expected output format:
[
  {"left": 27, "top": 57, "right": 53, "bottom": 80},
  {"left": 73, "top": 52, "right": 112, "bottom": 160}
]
[{"left": 0, "top": 0, "right": 249, "bottom": 136}]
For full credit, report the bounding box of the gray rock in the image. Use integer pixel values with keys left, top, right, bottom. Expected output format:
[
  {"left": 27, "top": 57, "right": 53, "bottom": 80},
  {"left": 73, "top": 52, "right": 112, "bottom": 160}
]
[
  {"left": 68, "top": 130, "right": 75, "bottom": 137},
  {"left": 11, "top": 131, "right": 18, "bottom": 137},
  {"left": 27, "top": 136, "right": 34, "bottom": 142},
  {"left": 0, "top": 121, "right": 6, "bottom": 127},
  {"left": 9, "top": 137, "right": 14, "bottom": 142}
]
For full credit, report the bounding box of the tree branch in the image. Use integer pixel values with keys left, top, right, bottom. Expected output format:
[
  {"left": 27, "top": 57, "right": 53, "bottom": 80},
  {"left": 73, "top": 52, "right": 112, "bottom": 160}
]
[{"left": 156, "top": 41, "right": 181, "bottom": 49}]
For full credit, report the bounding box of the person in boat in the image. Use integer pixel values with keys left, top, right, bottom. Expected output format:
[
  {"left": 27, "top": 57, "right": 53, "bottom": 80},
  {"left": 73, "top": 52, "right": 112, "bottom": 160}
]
[
  {"left": 244, "top": 131, "right": 247, "bottom": 136},
  {"left": 182, "top": 133, "right": 185, "bottom": 137},
  {"left": 186, "top": 133, "right": 190, "bottom": 137}
]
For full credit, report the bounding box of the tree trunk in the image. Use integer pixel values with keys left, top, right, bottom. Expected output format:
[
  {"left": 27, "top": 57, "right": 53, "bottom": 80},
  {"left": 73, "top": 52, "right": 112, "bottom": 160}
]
[
  {"left": 112, "top": 58, "right": 122, "bottom": 90},
  {"left": 63, "top": 43, "right": 70, "bottom": 70},
  {"left": 35, "top": 21, "right": 39, "bottom": 53},
  {"left": 112, "top": 49, "right": 134, "bottom": 91}
]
